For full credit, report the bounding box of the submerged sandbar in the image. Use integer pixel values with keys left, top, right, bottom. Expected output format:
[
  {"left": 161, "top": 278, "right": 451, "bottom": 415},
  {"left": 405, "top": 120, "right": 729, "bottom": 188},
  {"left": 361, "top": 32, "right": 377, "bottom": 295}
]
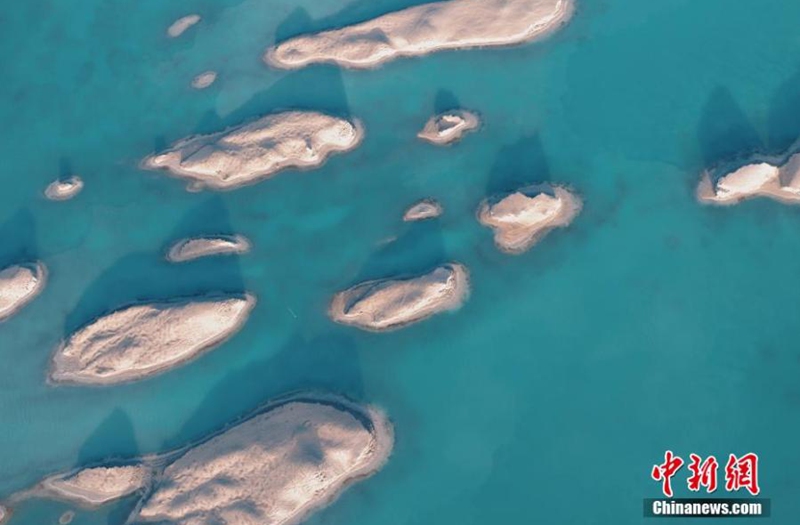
[
  {"left": 265, "top": 0, "right": 575, "bottom": 69},
  {"left": 329, "top": 263, "right": 469, "bottom": 331},
  {"left": 50, "top": 294, "right": 256, "bottom": 385},
  {"left": 134, "top": 394, "right": 393, "bottom": 525},
  {"left": 142, "top": 111, "right": 363, "bottom": 191},
  {"left": 166, "top": 235, "right": 251, "bottom": 263},
  {"left": 0, "top": 262, "right": 47, "bottom": 322}
]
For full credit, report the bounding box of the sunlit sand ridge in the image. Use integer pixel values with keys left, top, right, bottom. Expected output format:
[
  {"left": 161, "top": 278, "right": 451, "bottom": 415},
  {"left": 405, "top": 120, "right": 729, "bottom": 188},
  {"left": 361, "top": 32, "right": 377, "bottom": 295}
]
[
  {"left": 50, "top": 294, "right": 256, "bottom": 385},
  {"left": 0, "top": 262, "right": 47, "bottom": 322},
  {"left": 265, "top": 0, "right": 575, "bottom": 69},
  {"left": 697, "top": 152, "right": 800, "bottom": 205},
  {"left": 478, "top": 184, "right": 582, "bottom": 254},
  {"left": 39, "top": 466, "right": 149, "bottom": 507},
  {"left": 133, "top": 395, "right": 393, "bottom": 525},
  {"left": 166, "top": 235, "right": 251, "bottom": 263},
  {"left": 329, "top": 263, "right": 470, "bottom": 331},
  {"left": 142, "top": 112, "right": 363, "bottom": 191}
]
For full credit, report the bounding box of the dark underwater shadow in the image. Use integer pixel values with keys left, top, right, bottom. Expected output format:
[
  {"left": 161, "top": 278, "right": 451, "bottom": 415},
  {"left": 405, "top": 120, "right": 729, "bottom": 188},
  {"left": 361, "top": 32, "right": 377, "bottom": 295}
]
[
  {"left": 484, "top": 134, "right": 551, "bottom": 197},
  {"left": 0, "top": 208, "right": 39, "bottom": 268},
  {"left": 433, "top": 89, "right": 461, "bottom": 114},
  {"left": 767, "top": 62, "right": 800, "bottom": 154},
  {"left": 76, "top": 408, "right": 139, "bottom": 467}
]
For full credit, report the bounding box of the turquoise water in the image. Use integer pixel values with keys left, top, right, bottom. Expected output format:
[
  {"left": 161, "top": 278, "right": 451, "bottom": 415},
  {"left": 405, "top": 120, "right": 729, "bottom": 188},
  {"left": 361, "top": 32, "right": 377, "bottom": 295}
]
[{"left": 1, "top": 0, "right": 799, "bottom": 523}]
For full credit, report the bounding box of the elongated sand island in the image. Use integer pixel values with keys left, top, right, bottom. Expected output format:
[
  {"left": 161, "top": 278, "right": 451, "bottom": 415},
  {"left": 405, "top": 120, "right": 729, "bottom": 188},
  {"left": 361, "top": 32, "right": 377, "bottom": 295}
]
[
  {"left": 50, "top": 294, "right": 256, "bottom": 385},
  {"left": 191, "top": 70, "right": 217, "bottom": 89},
  {"left": 0, "top": 262, "right": 47, "bottom": 322},
  {"left": 265, "top": 0, "right": 575, "bottom": 69},
  {"left": 44, "top": 176, "right": 84, "bottom": 201},
  {"left": 168, "top": 14, "right": 201, "bottom": 37},
  {"left": 697, "top": 152, "right": 800, "bottom": 205},
  {"left": 166, "top": 235, "right": 251, "bottom": 263},
  {"left": 133, "top": 394, "right": 393, "bottom": 525},
  {"left": 478, "top": 184, "right": 581, "bottom": 254},
  {"left": 403, "top": 199, "right": 443, "bottom": 221},
  {"left": 142, "top": 112, "right": 363, "bottom": 191},
  {"left": 40, "top": 465, "right": 149, "bottom": 507},
  {"left": 329, "top": 263, "right": 469, "bottom": 331},
  {"left": 418, "top": 111, "right": 479, "bottom": 145}
]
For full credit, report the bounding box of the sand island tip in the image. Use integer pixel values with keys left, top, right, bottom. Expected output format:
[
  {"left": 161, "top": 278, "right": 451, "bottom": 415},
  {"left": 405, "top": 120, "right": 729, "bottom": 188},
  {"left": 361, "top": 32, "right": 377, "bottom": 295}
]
[
  {"left": 40, "top": 465, "right": 149, "bottom": 508},
  {"left": 133, "top": 394, "right": 393, "bottom": 525},
  {"left": 50, "top": 293, "right": 256, "bottom": 386},
  {"left": 142, "top": 111, "right": 363, "bottom": 191},
  {"left": 478, "top": 184, "right": 582, "bottom": 254},
  {"left": 166, "top": 235, "right": 251, "bottom": 263},
  {"left": 0, "top": 262, "right": 47, "bottom": 322},
  {"left": 44, "top": 176, "right": 84, "bottom": 201},
  {"left": 403, "top": 199, "right": 443, "bottom": 222},
  {"left": 265, "top": 0, "right": 575, "bottom": 69},
  {"left": 329, "top": 263, "right": 470, "bottom": 332},
  {"left": 168, "top": 14, "right": 201, "bottom": 38},
  {"left": 418, "top": 111, "right": 479, "bottom": 145},
  {"left": 697, "top": 152, "right": 800, "bottom": 206}
]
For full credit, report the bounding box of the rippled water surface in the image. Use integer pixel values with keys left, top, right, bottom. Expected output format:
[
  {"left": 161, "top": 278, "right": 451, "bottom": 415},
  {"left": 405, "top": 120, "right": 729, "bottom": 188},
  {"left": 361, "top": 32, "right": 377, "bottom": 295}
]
[{"left": 2, "top": 1, "right": 800, "bottom": 524}]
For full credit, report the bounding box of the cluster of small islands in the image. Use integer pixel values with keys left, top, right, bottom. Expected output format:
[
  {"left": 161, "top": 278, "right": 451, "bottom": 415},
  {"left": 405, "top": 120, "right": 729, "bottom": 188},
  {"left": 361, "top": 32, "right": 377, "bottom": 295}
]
[{"left": 1, "top": 0, "right": 794, "bottom": 524}]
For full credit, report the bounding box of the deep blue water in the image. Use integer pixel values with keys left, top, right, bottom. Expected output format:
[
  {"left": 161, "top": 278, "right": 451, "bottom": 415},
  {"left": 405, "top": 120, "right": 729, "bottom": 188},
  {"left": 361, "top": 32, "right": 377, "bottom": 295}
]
[{"left": 2, "top": 0, "right": 800, "bottom": 524}]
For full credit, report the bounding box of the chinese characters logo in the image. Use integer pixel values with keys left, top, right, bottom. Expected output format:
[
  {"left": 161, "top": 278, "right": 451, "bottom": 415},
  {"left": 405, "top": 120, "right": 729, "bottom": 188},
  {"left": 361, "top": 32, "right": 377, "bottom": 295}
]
[{"left": 651, "top": 451, "right": 760, "bottom": 497}]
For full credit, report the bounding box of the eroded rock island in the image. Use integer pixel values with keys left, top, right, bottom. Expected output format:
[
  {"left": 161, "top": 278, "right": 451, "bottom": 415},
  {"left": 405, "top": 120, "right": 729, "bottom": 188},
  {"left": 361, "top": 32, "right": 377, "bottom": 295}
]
[
  {"left": 45, "top": 176, "right": 84, "bottom": 201},
  {"left": 265, "top": 0, "right": 575, "bottom": 69},
  {"left": 697, "top": 152, "right": 800, "bottom": 205},
  {"left": 478, "top": 184, "right": 581, "bottom": 254},
  {"left": 329, "top": 263, "right": 469, "bottom": 331},
  {"left": 0, "top": 262, "right": 47, "bottom": 322},
  {"left": 142, "top": 111, "right": 363, "bottom": 191},
  {"left": 50, "top": 294, "right": 256, "bottom": 385},
  {"left": 166, "top": 235, "right": 251, "bottom": 263},
  {"left": 133, "top": 395, "right": 393, "bottom": 525},
  {"left": 417, "top": 111, "right": 479, "bottom": 145}
]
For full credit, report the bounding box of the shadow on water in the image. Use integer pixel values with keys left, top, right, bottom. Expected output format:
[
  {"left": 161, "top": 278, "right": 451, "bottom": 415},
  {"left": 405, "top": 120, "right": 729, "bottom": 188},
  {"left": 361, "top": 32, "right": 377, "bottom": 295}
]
[
  {"left": 433, "top": 89, "right": 461, "bottom": 114},
  {"left": 58, "top": 157, "right": 73, "bottom": 180},
  {"left": 767, "top": 62, "right": 800, "bottom": 154},
  {"left": 696, "top": 86, "right": 763, "bottom": 174},
  {"left": 0, "top": 208, "right": 39, "bottom": 268},
  {"left": 62, "top": 196, "right": 246, "bottom": 338},
  {"left": 484, "top": 134, "right": 551, "bottom": 196},
  {"left": 158, "top": 329, "right": 364, "bottom": 452},
  {"left": 76, "top": 409, "right": 138, "bottom": 467}
]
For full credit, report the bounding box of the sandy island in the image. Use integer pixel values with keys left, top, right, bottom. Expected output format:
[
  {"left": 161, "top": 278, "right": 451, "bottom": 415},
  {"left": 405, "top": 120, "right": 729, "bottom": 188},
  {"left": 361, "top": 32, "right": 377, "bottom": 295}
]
[
  {"left": 0, "top": 262, "right": 47, "bottom": 322},
  {"left": 697, "top": 152, "right": 800, "bottom": 205},
  {"left": 50, "top": 293, "right": 256, "bottom": 385},
  {"left": 418, "top": 110, "right": 479, "bottom": 145},
  {"left": 167, "top": 235, "right": 251, "bottom": 263},
  {"left": 403, "top": 199, "right": 443, "bottom": 221},
  {"left": 0, "top": 505, "right": 8, "bottom": 524},
  {"left": 40, "top": 465, "right": 149, "bottom": 508},
  {"left": 329, "top": 263, "right": 469, "bottom": 331},
  {"left": 168, "top": 14, "right": 201, "bottom": 38},
  {"left": 478, "top": 184, "right": 582, "bottom": 254},
  {"left": 59, "top": 511, "right": 75, "bottom": 525},
  {"left": 142, "top": 111, "right": 363, "bottom": 191},
  {"left": 265, "top": 0, "right": 575, "bottom": 69},
  {"left": 191, "top": 71, "right": 217, "bottom": 89},
  {"left": 44, "top": 176, "right": 84, "bottom": 201},
  {"left": 133, "top": 394, "right": 393, "bottom": 525}
]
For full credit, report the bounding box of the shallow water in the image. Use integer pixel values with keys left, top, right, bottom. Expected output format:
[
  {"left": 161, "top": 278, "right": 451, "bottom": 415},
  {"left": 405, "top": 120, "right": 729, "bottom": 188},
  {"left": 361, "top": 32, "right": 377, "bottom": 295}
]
[{"left": 1, "top": 0, "right": 798, "bottom": 524}]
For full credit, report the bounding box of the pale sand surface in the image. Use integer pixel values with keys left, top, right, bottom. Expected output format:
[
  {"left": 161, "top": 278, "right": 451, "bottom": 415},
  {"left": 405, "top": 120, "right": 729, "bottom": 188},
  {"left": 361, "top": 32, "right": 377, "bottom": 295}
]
[
  {"left": 191, "top": 71, "right": 217, "bottom": 89},
  {"left": 166, "top": 235, "right": 251, "bottom": 263},
  {"left": 265, "top": 0, "right": 575, "bottom": 69},
  {"left": 58, "top": 511, "right": 75, "bottom": 525},
  {"left": 142, "top": 111, "right": 363, "bottom": 191},
  {"left": 44, "top": 176, "right": 84, "bottom": 201},
  {"left": 0, "top": 262, "right": 47, "bottom": 322},
  {"left": 133, "top": 395, "right": 393, "bottom": 525},
  {"left": 0, "top": 505, "right": 7, "bottom": 524},
  {"left": 40, "top": 466, "right": 149, "bottom": 508},
  {"left": 329, "top": 263, "right": 470, "bottom": 332},
  {"left": 167, "top": 14, "right": 201, "bottom": 38},
  {"left": 50, "top": 294, "right": 256, "bottom": 385},
  {"left": 697, "top": 152, "right": 800, "bottom": 205},
  {"left": 417, "top": 110, "right": 479, "bottom": 145},
  {"left": 478, "top": 184, "right": 582, "bottom": 254},
  {"left": 403, "top": 199, "right": 443, "bottom": 221}
]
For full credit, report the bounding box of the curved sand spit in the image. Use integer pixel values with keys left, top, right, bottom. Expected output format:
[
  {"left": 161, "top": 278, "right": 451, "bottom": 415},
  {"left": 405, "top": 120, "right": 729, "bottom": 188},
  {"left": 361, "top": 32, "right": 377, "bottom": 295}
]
[
  {"left": 50, "top": 294, "right": 256, "bottom": 385},
  {"left": 191, "top": 71, "right": 217, "bottom": 89},
  {"left": 0, "top": 262, "right": 47, "bottom": 322},
  {"left": 167, "top": 235, "right": 251, "bottom": 263},
  {"left": 418, "top": 110, "right": 479, "bottom": 145},
  {"left": 133, "top": 395, "right": 393, "bottom": 525},
  {"left": 41, "top": 466, "right": 149, "bottom": 507},
  {"left": 403, "top": 199, "right": 443, "bottom": 221},
  {"left": 329, "top": 263, "right": 469, "bottom": 332},
  {"left": 168, "top": 14, "right": 201, "bottom": 37},
  {"left": 0, "top": 505, "right": 8, "bottom": 524},
  {"left": 142, "top": 111, "right": 363, "bottom": 191},
  {"left": 265, "top": 0, "right": 575, "bottom": 69},
  {"left": 478, "top": 184, "right": 582, "bottom": 254},
  {"left": 45, "top": 176, "right": 84, "bottom": 201},
  {"left": 697, "top": 152, "right": 800, "bottom": 205}
]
